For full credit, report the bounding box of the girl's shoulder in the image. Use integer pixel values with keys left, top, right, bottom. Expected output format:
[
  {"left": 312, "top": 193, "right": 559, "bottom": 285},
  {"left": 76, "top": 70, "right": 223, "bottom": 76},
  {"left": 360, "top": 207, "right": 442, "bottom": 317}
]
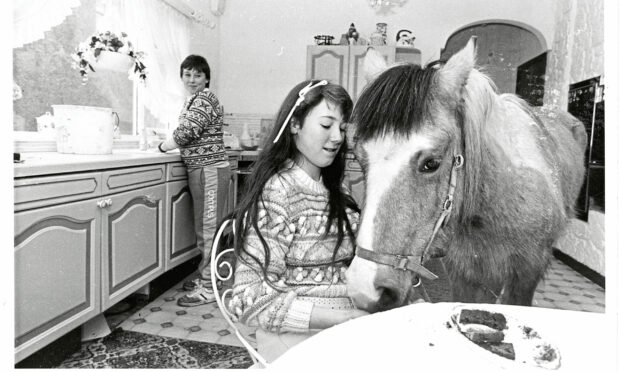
[{"left": 263, "top": 170, "right": 296, "bottom": 197}]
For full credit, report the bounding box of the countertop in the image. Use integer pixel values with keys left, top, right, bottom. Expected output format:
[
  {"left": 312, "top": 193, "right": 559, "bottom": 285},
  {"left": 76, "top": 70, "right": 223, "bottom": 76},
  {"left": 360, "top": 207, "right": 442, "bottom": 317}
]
[{"left": 13, "top": 149, "right": 260, "bottom": 178}]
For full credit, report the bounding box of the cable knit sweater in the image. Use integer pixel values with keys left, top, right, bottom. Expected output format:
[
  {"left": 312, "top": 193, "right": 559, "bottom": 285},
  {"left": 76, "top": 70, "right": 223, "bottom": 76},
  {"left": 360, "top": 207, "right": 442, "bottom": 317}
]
[
  {"left": 172, "top": 88, "right": 227, "bottom": 168},
  {"left": 230, "top": 161, "right": 360, "bottom": 334}
]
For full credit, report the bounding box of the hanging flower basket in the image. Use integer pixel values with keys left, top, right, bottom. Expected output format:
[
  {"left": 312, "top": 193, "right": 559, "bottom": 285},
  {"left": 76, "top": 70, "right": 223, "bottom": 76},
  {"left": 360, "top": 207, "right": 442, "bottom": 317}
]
[
  {"left": 87, "top": 50, "right": 135, "bottom": 72},
  {"left": 72, "top": 31, "right": 147, "bottom": 84}
]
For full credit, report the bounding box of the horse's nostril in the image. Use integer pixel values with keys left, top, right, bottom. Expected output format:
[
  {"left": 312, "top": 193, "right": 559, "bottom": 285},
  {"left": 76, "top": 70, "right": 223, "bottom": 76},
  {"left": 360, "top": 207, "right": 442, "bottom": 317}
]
[{"left": 377, "top": 287, "right": 400, "bottom": 311}]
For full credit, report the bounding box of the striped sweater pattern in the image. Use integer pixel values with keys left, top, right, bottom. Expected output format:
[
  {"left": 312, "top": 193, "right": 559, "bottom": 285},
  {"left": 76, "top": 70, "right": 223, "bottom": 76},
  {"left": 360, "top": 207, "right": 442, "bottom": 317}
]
[
  {"left": 173, "top": 89, "right": 227, "bottom": 168},
  {"left": 230, "top": 162, "right": 360, "bottom": 334}
]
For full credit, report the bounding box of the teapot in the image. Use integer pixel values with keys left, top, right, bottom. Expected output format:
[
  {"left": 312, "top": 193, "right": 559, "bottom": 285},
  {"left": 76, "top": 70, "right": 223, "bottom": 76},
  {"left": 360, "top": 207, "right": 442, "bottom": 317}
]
[{"left": 36, "top": 112, "right": 55, "bottom": 133}]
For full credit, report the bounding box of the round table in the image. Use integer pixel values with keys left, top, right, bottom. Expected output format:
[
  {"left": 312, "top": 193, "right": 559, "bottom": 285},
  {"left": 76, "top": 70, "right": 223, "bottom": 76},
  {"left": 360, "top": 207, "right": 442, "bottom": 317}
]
[{"left": 269, "top": 302, "right": 615, "bottom": 371}]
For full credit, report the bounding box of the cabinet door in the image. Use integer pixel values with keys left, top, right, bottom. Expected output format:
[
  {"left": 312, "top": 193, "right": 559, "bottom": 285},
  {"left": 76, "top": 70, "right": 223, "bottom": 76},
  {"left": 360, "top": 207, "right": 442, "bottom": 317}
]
[
  {"left": 348, "top": 46, "right": 395, "bottom": 102},
  {"left": 165, "top": 180, "right": 199, "bottom": 271},
  {"left": 344, "top": 154, "right": 366, "bottom": 209},
  {"left": 14, "top": 199, "right": 100, "bottom": 363},
  {"left": 306, "top": 45, "right": 349, "bottom": 88},
  {"left": 217, "top": 166, "right": 236, "bottom": 221},
  {"left": 101, "top": 184, "right": 165, "bottom": 309}
]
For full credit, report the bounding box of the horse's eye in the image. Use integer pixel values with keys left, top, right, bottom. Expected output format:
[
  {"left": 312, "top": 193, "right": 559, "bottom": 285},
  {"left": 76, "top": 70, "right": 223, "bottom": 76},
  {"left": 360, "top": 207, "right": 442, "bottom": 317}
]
[{"left": 420, "top": 158, "right": 441, "bottom": 173}]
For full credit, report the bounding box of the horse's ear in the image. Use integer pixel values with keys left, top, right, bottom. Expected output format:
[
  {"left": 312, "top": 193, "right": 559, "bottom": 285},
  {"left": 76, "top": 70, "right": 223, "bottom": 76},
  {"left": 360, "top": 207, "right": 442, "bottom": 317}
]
[
  {"left": 363, "top": 47, "right": 388, "bottom": 83},
  {"left": 438, "top": 37, "right": 477, "bottom": 99}
]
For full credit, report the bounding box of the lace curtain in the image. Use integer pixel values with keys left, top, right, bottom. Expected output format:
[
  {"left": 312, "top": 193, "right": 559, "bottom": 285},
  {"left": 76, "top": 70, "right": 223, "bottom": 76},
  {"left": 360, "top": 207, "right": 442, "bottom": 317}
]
[
  {"left": 14, "top": 0, "right": 197, "bottom": 130},
  {"left": 13, "top": 0, "right": 81, "bottom": 48},
  {"left": 98, "top": 0, "right": 192, "bottom": 129}
]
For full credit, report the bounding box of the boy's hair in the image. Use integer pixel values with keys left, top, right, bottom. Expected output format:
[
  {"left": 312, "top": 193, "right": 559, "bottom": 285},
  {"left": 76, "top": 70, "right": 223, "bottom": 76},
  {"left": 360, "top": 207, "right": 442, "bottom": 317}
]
[
  {"left": 233, "top": 80, "right": 359, "bottom": 287},
  {"left": 180, "top": 55, "right": 211, "bottom": 88}
]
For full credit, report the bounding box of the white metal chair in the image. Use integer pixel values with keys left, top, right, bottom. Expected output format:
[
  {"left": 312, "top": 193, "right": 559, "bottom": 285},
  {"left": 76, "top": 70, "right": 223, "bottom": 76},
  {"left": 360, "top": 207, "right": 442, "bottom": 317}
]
[{"left": 210, "top": 217, "right": 269, "bottom": 367}]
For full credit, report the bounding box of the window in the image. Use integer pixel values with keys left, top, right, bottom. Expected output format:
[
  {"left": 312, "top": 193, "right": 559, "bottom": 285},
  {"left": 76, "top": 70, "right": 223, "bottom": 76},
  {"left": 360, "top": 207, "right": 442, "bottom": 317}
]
[
  {"left": 13, "top": 0, "right": 194, "bottom": 142},
  {"left": 13, "top": 0, "right": 136, "bottom": 137}
]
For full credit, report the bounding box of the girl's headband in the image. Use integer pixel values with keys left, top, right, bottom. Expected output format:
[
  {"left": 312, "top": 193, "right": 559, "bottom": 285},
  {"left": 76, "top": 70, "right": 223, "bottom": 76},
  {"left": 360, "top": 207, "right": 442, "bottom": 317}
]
[{"left": 273, "top": 80, "right": 328, "bottom": 143}]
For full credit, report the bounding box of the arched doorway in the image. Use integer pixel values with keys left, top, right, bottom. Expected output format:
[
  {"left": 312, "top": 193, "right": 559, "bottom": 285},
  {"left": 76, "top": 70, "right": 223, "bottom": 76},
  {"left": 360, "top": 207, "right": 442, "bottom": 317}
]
[{"left": 441, "top": 20, "right": 546, "bottom": 94}]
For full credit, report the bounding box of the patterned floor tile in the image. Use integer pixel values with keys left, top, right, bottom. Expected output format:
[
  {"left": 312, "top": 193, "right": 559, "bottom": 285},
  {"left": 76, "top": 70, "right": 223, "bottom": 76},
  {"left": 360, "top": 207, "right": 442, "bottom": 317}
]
[
  {"left": 130, "top": 321, "right": 164, "bottom": 335},
  {"left": 173, "top": 316, "right": 204, "bottom": 330},
  {"left": 579, "top": 303, "right": 605, "bottom": 313},
  {"left": 158, "top": 326, "right": 191, "bottom": 339},
  {"left": 217, "top": 333, "right": 249, "bottom": 348},
  {"left": 144, "top": 310, "right": 177, "bottom": 324},
  {"left": 199, "top": 317, "right": 230, "bottom": 332},
  {"left": 185, "top": 329, "right": 222, "bottom": 343}
]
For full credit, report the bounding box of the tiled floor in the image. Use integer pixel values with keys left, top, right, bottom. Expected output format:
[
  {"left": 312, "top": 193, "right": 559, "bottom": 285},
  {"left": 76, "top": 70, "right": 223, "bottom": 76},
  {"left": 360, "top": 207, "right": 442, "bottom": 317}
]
[
  {"left": 117, "top": 256, "right": 605, "bottom": 355},
  {"left": 118, "top": 274, "right": 258, "bottom": 349},
  {"left": 532, "top": 257, "right": 605, "bottom": 312}
]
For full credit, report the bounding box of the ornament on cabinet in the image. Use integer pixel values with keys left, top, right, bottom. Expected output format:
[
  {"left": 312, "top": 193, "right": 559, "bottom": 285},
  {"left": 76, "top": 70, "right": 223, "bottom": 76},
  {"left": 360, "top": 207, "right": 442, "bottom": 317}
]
[
  {"left": 348, "top": 23, "right": 359, "bottom": 45},
  {"left": 396, "top": 29, "right": 415, "bottom": 46}
]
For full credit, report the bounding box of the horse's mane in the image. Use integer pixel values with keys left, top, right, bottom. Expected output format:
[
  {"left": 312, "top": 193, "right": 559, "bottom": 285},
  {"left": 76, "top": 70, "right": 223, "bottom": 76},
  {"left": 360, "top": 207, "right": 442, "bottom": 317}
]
[
  {"left": 352, "top": 63, "right": 438, "bottom": 142},
  {"left": 457, "top": 67, "right": 498, "bottom": 223}
]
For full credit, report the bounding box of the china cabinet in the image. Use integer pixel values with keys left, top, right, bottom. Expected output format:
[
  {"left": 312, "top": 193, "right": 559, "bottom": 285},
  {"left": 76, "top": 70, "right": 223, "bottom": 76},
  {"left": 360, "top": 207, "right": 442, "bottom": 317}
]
[{"left": 306, "top": 45, "right": 421, "bottom": 101}]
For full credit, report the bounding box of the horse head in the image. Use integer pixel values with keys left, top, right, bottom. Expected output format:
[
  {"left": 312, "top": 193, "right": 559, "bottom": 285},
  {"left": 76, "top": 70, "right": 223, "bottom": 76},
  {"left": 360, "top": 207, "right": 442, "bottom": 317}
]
[{"left": 346, "top": 38, "right": 485, "bottom": 312}]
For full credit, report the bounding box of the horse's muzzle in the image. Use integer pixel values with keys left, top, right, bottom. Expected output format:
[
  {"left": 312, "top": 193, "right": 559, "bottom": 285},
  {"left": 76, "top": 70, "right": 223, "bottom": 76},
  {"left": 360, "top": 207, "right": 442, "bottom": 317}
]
[{"left": 347, "top": 256, "right": 411, "bottom": 313}]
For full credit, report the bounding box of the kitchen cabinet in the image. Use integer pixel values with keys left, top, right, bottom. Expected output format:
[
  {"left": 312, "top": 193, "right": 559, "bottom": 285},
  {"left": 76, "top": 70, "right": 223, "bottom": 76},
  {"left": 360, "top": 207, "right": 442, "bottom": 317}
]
[
  {"left": 13, "top": 152, "right": 246, "bottom": 362},
  {"left": 14, "top": 197, "right": 101, "bottom": 363},
  {"left": 307, "top": 45, "right": 422, "bottom": 102},
  {"left": 101, "top": 184, "right": 166, "bottom": 309},
  {"left": 344, "top": 153, "right": 366, "bottom": 209},
  {"left": 14, "top": 163, "right": 173, "bottom": 363},
  {"left": 165, "top": 179, "right": 198, "bottom": 270}
]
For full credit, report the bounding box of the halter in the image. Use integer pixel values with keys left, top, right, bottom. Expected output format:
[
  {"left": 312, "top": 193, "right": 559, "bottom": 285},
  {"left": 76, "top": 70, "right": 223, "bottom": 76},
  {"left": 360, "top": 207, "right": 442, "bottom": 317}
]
[{"left": 355, "top": 150, "right": 464, "bottom": 285}]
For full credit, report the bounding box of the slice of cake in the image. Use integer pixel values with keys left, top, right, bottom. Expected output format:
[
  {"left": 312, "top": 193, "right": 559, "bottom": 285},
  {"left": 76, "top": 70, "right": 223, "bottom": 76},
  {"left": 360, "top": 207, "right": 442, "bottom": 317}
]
[
  {"left": 476, "top": 341, "right": 516, "bottom": 360},
  {"left": 459, "top": 309, "right": 507, "bottom": 331},
  {"left": 459, "top": 323, "right": 505, "bottom": 343}
]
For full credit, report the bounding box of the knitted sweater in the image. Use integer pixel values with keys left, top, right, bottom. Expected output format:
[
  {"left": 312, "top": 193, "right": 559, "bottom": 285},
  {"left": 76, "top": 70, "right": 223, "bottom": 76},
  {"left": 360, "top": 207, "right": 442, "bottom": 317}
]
[
  {"left": 230, "top": 161, "right": 360, "bottom": 334},
  {"left": 173, "top": 88, "right": 227, "bottom": 168}
]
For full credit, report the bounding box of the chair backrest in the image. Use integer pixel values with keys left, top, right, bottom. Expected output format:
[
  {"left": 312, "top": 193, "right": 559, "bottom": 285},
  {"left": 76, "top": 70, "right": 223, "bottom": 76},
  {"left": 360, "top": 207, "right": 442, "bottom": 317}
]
[{"left": 210, "top": 217, "right": 269, "bottom": 367}]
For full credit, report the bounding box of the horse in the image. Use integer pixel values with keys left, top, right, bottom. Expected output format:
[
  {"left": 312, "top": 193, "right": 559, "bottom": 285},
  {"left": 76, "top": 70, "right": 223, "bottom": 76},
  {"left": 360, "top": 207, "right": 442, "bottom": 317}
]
[{"left": 345, "top": 39, "right": 587, "bottom": 313}]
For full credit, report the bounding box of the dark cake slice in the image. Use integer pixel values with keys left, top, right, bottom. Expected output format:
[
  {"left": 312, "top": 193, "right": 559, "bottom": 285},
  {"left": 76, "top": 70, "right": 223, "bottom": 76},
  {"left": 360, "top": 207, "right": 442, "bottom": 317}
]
[
  {"left": 475, "top": 341, "right": 516, "bottom": 360},
  {"left": 461, "top": 326, "right": 505, "bottom": 343},
  {"left": 459, "top": 309, "right": 507, "bottom": 331}
]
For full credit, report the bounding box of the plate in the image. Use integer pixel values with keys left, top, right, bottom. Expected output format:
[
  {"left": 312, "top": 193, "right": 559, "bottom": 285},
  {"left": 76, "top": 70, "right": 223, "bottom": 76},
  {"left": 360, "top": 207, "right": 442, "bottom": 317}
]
[{"left": 449, "top": 305, "right": 561, "bottom": 370}]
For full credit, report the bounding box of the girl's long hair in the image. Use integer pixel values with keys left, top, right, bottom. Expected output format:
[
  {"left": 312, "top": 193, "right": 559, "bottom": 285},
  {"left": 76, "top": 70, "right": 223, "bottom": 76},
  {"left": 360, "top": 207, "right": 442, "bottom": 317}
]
[{"left": 233, "top": 80, "right": 360, "bottom": 287}]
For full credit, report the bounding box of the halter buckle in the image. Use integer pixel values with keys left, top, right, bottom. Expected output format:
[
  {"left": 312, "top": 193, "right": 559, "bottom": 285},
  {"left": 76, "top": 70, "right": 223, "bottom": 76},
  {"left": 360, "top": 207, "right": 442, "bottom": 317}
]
[
  {"left": 454, "top": 154, "right": 464, "bottom": 168},
  {"left": 395, "top": 256, "right": 409, "bottom": 271}
]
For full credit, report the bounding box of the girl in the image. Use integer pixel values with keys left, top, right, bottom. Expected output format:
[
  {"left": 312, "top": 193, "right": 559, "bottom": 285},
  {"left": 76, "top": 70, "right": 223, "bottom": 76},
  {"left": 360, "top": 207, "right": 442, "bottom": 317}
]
[{"left": 229, "top": 80, "right": 368, "bottom": 362}]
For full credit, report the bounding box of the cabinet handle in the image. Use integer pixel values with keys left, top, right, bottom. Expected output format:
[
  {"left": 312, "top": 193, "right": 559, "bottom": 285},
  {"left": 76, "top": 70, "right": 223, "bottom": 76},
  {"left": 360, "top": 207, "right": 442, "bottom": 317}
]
[{"left": 97, "top": 200, "right": 108, "bottom": 208}]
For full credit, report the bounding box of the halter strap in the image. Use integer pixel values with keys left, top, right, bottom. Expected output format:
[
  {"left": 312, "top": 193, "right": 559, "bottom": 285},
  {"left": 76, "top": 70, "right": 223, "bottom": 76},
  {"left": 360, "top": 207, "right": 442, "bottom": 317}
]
[
  {"left": 420, "top": 152, "right": 464, "bottom": 261},
  {"left": 356, "top": 246, "right": 438, "bottom": 280},
  {"left": 354, "top": 151, "right": 464, "bottom": 283}
]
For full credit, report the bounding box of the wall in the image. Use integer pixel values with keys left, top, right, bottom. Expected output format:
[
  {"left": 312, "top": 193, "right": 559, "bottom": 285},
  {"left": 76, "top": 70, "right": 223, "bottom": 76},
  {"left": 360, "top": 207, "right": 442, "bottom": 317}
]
[
  {"left": 544, "top": 0, "right": 604, "bottom": 108},
  {"left": 441, "top": 23, "right": 545, "bottom": 94},
  {"left": 544, "top": 0, "right": 605, "bottom": 276},
  {"left": 186, "top": 0, "right": 222, "bottom": 94},
  {"left": 216, "top": 0, "right": 557, "bottom": 115}
]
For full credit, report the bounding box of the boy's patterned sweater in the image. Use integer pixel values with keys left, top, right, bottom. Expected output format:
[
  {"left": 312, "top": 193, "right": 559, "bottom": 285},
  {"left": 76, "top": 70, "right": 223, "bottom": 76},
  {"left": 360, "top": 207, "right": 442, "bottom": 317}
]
[
  {"left": 173, "top": 88, "right": 227, "bottom": 168},
  {"left": 230, "top": 161, "right": 360, "bottom": 334}
]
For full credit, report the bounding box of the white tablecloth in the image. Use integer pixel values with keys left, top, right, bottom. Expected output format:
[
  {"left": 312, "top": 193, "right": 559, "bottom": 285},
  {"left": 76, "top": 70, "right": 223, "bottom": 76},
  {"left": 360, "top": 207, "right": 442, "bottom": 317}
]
[{"left": 269, "top": 302, "right": 616, "bottom": 371}]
